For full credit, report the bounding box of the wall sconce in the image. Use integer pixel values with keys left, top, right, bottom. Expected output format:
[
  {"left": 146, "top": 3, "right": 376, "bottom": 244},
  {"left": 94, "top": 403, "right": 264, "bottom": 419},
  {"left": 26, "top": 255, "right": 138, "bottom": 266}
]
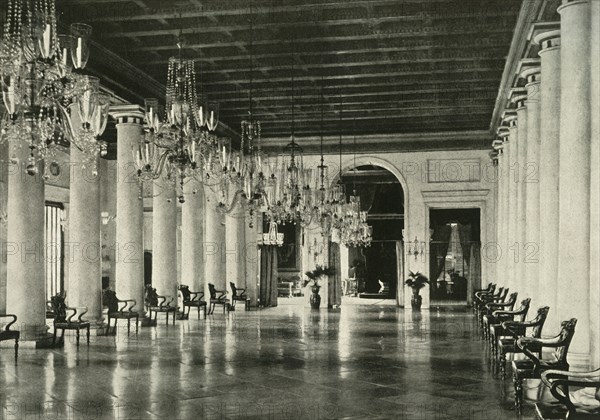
[
  {"left": 101, "top": 211, "right": 116, "bottom": 225},
  {"left": 407, "top": 236, "right": 426, "bottom": 260}
]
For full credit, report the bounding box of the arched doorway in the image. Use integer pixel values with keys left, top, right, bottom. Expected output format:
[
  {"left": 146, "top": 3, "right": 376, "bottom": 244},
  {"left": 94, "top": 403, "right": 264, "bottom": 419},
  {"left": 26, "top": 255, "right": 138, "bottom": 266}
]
[{"left": 339, "top": 165, "right": 405, "bottom": 301}]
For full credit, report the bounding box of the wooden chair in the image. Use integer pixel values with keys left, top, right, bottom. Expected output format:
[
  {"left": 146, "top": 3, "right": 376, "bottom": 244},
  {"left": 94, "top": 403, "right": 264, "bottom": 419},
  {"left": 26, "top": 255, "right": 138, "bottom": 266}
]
[
  {"left": 103, "top": 289, "right": 139, "bottom": 335},
  {"left": 481, "top": 292, "right": 519, "bottom": 340},
  {"left": 477, "top": 287, "right": 509, "bottom": 327},
  {"left": 475, "top": 285, "right": 503, "bottom": 318},
  {"left": 145, "top": 285, "right": 176, "bottom": 325},
  {"left": 0, "top": 314, "right": 19, "bottom": 360},
  {"left": 229, "top": 282, "right": 247, "bottom": 310},
  {"left": 472, "top": 282, "right": 495, "bottom": 312},
  {"left": 497, "top": 306, "right": 550, "bottom": 380},
  {"left": 512, "top": 318, "right": 578, "bottom": 412},
  {"left": 178, "top": 285, "right": 207, "bottom": 319},
  {"left": 50, "top": 293, "right": 90, "bottom": 347},
  {"left": 535, "top": 368, "right": 600, "bottom": 419},
  {"left": 208, "top": 283, "right": 230, "bottom": 315},
  {"left": 488, "top": 298, "right": 531, "bottom": 358}
]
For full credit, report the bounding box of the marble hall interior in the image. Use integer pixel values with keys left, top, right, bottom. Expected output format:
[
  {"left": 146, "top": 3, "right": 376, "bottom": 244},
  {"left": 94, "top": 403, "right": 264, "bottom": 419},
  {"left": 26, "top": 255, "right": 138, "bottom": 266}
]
[{"left": 0, "top": 0, "right": 599, "bottom": 419}]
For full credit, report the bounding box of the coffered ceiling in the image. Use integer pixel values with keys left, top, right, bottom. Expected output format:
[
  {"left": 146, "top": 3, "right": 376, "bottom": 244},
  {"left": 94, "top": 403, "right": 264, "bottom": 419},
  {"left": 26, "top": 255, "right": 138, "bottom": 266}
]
[{"left": 50, "top": 0, "right": 548, "bottom": 152}]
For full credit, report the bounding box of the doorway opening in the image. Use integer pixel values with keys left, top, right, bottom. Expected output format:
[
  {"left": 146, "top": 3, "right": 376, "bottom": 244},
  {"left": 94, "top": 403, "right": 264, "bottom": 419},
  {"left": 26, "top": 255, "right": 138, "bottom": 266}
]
[
  {"left": 341, "top": 165, "right": 404, "bottom": 301},
  {"left": 429, "top": 208, "right": 481, "bottom": 304}
]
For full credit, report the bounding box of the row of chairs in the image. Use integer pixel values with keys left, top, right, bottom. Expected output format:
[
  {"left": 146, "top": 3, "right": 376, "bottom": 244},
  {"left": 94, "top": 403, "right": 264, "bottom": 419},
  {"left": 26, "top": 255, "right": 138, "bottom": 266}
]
[
  {"left": 473, "top": 283, "right": 600, "bottom": 419},
  {"left": 0, "top": 282, "right": 249, "bottom": 360}
]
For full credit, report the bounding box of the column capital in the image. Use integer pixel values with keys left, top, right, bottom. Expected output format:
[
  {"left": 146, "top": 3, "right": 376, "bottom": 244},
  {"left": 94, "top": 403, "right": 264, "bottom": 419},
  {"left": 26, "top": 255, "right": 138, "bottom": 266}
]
[
  {"left": 533, "top": 28, "right": 561, "bottom": 52},
  {"left": 501, "top": 110, "right": 518, "bottom": 127},
  {"left": 558, "top": 0, "right": 590, "bottom": 14},
  {"left": 517, "top": 58, "right": 541, "bottom": 84},
  {"left": 509, "top": 88, "right": 527, "bottom": 109},
  {"left": 497, "top": 126, "right": 511, "bottom": 139},
  {"left": 109, "top": 104, "right": 145, "bottom": 125}
]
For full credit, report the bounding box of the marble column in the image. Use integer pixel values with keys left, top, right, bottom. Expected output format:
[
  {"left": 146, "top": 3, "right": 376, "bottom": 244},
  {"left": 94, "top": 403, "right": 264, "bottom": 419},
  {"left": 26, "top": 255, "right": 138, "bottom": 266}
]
[
  {"left": 181, "top": 180, "right": 204, "bottom": 293},
  {"left": 556, "top": 0, "right": 591, "bottom": 358},
  {"left": 534, "top": 30, "right": 561, "bottom": 326},
  {"left": 67, "top": 105, "right": 103, "bottom": 325},
  {"left": 110, "top": 106, "right": 145, "bottom": 313},
  {"left": 497, "top": 127, "right": 510, "bottom": 287},
  {"left": 522, "top": 66, "right": 541, "bottom": 307},
  {"left": 589, "top": 0, "right": 600, "bottom": 367},
  {"left": 204, "top": 189, "right": 226, "bottom": 294},
  {"left": 225, "top": 197, "right": 247, "bottom": 290},
  {"left": 152, "top": 174, "right": 177, "bottom": 301},
  {"left": 244, "top": 211, "right": 261, "bottom": 306},
  {"left": 504, "top": 112, "right": 518, "bottom": 293},
  {"left": 513, "top": 91, "right": 528, "bottom": 296},
  {"left": 6, "top": 143, "right": 47, "bottom": 340}
]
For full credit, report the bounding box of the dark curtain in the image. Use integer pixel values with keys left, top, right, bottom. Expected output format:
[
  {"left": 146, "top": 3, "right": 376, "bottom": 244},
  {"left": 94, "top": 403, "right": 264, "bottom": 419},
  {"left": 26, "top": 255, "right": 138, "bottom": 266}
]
[
  {"left": 260, "top": 246, "right": 278, "bottom": 307},
  {"left": 430, "top": 225, "right": 452, "bottom": 283},
  {"left": 328, "top": 242, "right": 342, "bottom": 306},
  {"left": 457, "top": 223, "right": 473, "bottom": 265}
]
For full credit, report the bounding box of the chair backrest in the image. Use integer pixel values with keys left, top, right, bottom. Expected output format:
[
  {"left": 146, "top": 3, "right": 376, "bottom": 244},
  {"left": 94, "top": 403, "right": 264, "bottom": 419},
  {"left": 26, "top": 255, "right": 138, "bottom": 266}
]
[
  {"left": 179, "top": 285, "right": 191, "bottom": 302},
  {"left": 553, "top": 318, "right": 577, "bottom": 364},
  {"left": 493, "top": 287, "right": 504, "bottom": 299},
  {"left": 144, "top": 284, "right": 158, "bottom": 306},
  {"left": 102, "top": 289, "right": 119, "bottom": 312},
  {"left": 530, "top": 306, "right": 550, "bottom": 338},
  {"left": 50, "top": 293, "right": 68, "bottom": 323},
  {"left": 516, "top": 298, "right": 531, "bottom": 322},
  {"left": 499, "top": 288, "right": 509, "bottom": 301},
  {"left": 506, "top": 292, "right": 518, "bottom": 310},
  {"left": 208, "top": 283, "right": 217, "bottom": 299},
  {"left": 489, "top": 283, "right": 496, "bottom": 293},
  {"left": 230, "top": 282, "right": 238, "bottom": 298}
]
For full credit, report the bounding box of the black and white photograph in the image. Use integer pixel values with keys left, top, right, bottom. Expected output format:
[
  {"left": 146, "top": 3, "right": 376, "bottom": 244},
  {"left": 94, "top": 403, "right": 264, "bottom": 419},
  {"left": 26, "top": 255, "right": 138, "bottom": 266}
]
[{"left": 0, "top": 0, "right": 598, "bottom": 419}]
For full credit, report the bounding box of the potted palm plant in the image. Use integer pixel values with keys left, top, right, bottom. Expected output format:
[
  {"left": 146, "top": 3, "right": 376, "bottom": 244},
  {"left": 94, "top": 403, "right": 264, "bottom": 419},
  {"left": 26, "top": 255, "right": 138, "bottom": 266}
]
[
  {"left": 405, "top": 271, "right": 429, "bottom": 310},
  {"left": 304, "top": 265, "right": 335, "bottom": 309}
]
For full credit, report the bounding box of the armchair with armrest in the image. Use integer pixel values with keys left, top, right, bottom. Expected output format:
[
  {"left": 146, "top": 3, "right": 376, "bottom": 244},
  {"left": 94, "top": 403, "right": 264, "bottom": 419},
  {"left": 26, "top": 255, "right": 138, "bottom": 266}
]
[
  {"left": 229, "top": 282, "right": 248, "bottom": 310},
  {"left": 179, "top": 285, "right": 207, "bottom": 319},
  {"left": 481, "top": 292, "right": 519, "bottom": 339},
  {"left": 0, "top": 314, "right": 19, "bottom": 360},
  {"left": 476, "top": 286, "right": 507, "bottom": 323},
  {"left": 535, "top": 368, "right": 600, "bottom": 419},
  {"left": 497, "top": 306, "right": 550, "bottom": 380},
  {"left": 208, "top": 283, "right": 230, "bottom": 315},
  {"left": 488, "top": 298, "right": 531, "bottom": 358},
  {"left": 103, "top": 289, "right": 139, "bottom": 335},
  {"left": 145, "top": 285, "right": 177, "bottom": 325},
  {"left": 511, "top": 318, "right": 578, "bottom": 412},
  {"left": 473, "top": 282, "right": 495, "bottom": 312},
  {"left": 50, "top": 293, "right": 90, "bottom": 347}
]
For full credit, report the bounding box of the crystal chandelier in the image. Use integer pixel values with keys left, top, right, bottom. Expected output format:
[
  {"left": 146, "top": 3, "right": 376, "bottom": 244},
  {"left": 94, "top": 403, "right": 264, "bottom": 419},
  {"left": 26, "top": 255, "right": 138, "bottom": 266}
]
[
  {"left": 134, "top": 32, "right": 219, "bottom": 203},
  {"left": 0, "top": 0, "right": 105, "bottom": 175},
  {"left": 338, "top": 132, "right": 372, "bottom": 248},
  {"left": 212, "top": 12, "right": 268, "bottom": 226},
  {"left": 267, "top": 55, "right": 314, "bottom": 226}
]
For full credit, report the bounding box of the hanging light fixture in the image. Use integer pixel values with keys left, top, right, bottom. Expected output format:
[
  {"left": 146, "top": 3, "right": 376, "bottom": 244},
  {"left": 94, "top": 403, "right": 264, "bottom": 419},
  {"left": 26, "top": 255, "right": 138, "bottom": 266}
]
[
  {"left": 267, "top": 42, "right": 314, "bottom": 225},
  {"left": 134, "top": 24, "right": 219, "bottom": 203},
  {"left": 213, "top": 7, "right": 268, "bottom": 227},
  {"left": 0, "top": 0, "right": 105, "bottom": 175}
]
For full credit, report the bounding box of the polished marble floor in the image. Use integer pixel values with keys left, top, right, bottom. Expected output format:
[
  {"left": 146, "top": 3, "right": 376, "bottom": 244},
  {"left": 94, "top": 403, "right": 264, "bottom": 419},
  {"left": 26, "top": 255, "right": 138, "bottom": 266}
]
[{"left": 1, "top": 305, "right": 543, "bottom": 419}]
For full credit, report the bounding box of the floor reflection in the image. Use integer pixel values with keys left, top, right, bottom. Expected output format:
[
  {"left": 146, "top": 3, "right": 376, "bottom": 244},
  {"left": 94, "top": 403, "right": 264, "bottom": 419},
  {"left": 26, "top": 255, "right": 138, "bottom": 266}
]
[{"left": 0, "top": 305, "right": 537, "bottom": 419}]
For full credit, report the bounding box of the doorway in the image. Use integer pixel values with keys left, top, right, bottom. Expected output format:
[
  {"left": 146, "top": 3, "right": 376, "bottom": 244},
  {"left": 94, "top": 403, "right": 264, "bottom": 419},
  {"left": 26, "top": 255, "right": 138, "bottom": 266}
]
[{"left": 429, "top": 208, "right": 481, "bottom": 303}]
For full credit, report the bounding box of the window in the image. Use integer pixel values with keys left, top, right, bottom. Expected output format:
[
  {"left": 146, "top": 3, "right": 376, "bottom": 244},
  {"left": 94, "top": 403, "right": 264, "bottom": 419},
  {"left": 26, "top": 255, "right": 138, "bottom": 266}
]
[{"left": 45, "top": 202, "right": 64, "bottom": 300}]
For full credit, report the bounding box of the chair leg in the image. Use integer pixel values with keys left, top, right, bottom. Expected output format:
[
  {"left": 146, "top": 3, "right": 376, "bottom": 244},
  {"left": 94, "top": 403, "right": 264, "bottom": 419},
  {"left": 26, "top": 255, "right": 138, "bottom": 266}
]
[
  {"left": 87, "top": 326, "right": 90, "bottom": 345},
  {"left": 76, "top": 329, "right": 80, "bottom": 347},
  {"left": 513, "top": 373, "right": 523, "bottom": 412},
  {"left": 172, "top": 311, "right": 176, "bottom": 325},
  {"left": 52, "top": 329, "right": 57, "bottom": 346},
  {"left": 127, "top": 318, "right": 131, "bottom": 336},
  {"left": 14, "top": 338, "right": 18, "bottom": 360},
  {"left": 500, "top": 352, "right": 506, "bottom": 380},
  {"left": 136, "top": 317, "right": 139, "bottom": 334},
  {"left": 197, "top": 306, "right": 200, "bottom": 319}
]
